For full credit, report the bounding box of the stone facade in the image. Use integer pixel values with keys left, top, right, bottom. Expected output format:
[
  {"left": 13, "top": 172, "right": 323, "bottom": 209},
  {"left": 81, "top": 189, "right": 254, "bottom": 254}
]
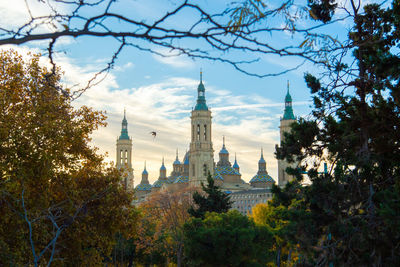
[{"left": 230, "top": 188, "right": 273, "bottom": 215}]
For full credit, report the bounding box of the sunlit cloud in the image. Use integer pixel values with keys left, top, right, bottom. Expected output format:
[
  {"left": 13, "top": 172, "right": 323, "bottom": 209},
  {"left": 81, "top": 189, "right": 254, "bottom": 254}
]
[{"left": 152, "top": 48, "right": 196, "bottom": 68}]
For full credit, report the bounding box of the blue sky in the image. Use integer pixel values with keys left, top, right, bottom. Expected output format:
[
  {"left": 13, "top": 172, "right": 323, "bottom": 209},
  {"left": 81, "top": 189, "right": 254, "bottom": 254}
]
[{"left": 1, "top": 0, "right": 375, "bottom": 185}]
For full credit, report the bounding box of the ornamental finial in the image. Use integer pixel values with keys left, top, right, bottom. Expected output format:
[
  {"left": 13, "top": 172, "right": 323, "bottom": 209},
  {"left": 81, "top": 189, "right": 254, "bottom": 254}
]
[{"left": 200, "top": 68, "right": 203, "bottom": 82}]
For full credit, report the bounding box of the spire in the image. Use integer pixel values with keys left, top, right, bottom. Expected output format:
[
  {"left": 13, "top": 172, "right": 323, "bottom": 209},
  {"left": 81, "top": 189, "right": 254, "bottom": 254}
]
[
  {"left": 142, "top": 161, "right": 148, "bottom": 175},
  {"left": 259, "top": 148, "right": 266, "bottom": 164},
  {"left": 194, "top": 70, "right": 208, "bottom": 110},
  {"left": 160, "top": 157, "right": 166, "bottom": 170},
  {"left": 119, "top": 110, "right": 130, "bottom": 140},
  {"left": 233, "top": 153, "right": 239, "bottom": 169},
  {"left": 173, "top": 148, "right": 181, "bottom": 165},
  {"left": 283, "top": 80, "right": 295, "bottom": 120},
  {"left": 219, "top": 136, "right": 229, "bottom": 154}
]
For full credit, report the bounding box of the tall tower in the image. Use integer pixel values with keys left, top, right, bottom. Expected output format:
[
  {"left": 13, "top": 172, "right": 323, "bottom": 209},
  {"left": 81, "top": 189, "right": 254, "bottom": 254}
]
[
  {"left": 278, "top": 81, "right": 296, "bottom": 187},
  {"left": 116, "top": 110, "right": 134, "bottom": 190},
  {"left": 189, "top": 71, "right": 214, "bottom": 186}
]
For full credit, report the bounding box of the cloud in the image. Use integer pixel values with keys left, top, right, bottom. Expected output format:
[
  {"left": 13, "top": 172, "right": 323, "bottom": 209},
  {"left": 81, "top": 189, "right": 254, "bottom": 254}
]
[
  {"left": 113, "top": 62, "right": 134, "bottom": 72},
  {"left": 75, "top": 76, "right": 296, "bottom": 185},
  {"left": 152, "top": 48, "right": 195, "bottom": 68},
  {"left": 0, "top": 44, "right": 299, "bottom": 186}
]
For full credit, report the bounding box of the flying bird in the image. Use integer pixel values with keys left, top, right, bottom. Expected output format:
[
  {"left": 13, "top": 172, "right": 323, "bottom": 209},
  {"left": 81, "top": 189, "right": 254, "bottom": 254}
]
[{"left": 150, "top": 131, "right": 157, "bottom": 140}]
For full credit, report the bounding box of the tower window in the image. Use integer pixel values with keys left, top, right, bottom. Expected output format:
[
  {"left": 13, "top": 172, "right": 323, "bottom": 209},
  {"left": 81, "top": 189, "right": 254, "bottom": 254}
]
[
  {"left": 192, "top": 164, "right": 195, "bottom": 176},
  {"left": 125, "top": 150, "right": 128, "bottom": 163},
  {"left": 203, "top": 164, "right": 207, "bottom": 177},
  {"left": 192, "top": 125, "right": 195, "bottom": 141},
  {"left": 204, "top": 124, "right": 207, "bottom": 141},
  {"left": 197, "top": 124, "right": 200, "bottom": 141}
]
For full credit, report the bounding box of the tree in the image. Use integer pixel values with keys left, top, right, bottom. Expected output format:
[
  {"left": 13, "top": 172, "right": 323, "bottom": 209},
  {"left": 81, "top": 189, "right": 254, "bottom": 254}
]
[
  {"left": 275, "top": 0, "right": 400, "bottom": 265},
  {"left": 188, "top": 173, "right": 232, "bottom": 218},
  {"left": 133, "top": 187, "right": 195, "bottom": 267},
  {"left": 0, "top": 49, "right": 139, "bottom": 266},
  {"left": 183, "top": 210, "right": 274, "bottom": 267},
  {"left": 251, "top": 185, "right": 317, "bottom": 266}
]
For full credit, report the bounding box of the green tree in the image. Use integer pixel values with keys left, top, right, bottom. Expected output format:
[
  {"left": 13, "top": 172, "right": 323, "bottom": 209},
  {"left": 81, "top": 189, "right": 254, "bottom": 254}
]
[
  {"left": 184, "top": 210, "right": 274, "bottom": 267},
  {"left": 0, "top": 49, "right": 139, "bottom": 266},
  {"left": 275, "top": 0, "right": 400, "bottom": 265},
  {"left": 188, "top": 173, "right": 232, "bottom": 218}
]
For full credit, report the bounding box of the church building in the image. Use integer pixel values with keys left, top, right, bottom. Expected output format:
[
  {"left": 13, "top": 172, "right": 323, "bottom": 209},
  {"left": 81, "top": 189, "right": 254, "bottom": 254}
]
[{"left": 116, "top": 73, "right": 298, "bottom": 207}]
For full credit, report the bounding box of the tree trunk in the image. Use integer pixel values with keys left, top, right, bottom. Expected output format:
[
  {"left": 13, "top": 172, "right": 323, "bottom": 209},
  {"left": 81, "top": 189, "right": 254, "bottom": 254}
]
[
  {"left": 177, "top": 245, "right": 183, "bottom": 267},
  {"left": 276, "top": 247, "right": 281, "bottom": 267},
  {"left": 287, "top": 248, "right": 292, "bottom": 263}
]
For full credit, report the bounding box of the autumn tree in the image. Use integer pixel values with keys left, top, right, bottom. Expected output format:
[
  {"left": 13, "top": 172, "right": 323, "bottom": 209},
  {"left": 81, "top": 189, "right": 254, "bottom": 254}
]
[
  {"left": 188, "top": 173, "right": 232, "bottom": 219},
  {"left": 133, "top": 187, "right": 195, "bottom": 267},
  {"left": 0, "top": 49, "right": 139, "bottom": 266}
]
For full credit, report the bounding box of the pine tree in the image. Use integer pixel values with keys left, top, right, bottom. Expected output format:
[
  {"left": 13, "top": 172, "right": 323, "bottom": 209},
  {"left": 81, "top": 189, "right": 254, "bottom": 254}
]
[
  {"left": 275, "top": 1, "right": 400, "bottom": 265},
  {"left": 188, "top": 173, "right": 232, "bottom": 218}
]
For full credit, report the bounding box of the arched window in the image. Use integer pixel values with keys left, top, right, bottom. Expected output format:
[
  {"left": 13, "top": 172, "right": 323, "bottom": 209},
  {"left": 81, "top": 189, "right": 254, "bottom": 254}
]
[
  {"left": 197, "top": 124, "right": 200, "bottom": 141},
  {"left": 204, "top": 124, "right": 207, "bottom": 140},
  {"left": 192, "top": 164, "right": 195, "bottom": 176}
]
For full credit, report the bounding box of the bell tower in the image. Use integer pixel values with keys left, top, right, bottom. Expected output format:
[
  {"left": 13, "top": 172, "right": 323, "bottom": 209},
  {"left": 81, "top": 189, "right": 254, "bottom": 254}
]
[
  {"left": 278, "top": 81, "right": 297, "bottom": 187},
  {"left": 116, "top": 109, "right": 134, "bottom": 190},
  {"left": 189, "top": 71, "right": 214, "bottom": 186}
]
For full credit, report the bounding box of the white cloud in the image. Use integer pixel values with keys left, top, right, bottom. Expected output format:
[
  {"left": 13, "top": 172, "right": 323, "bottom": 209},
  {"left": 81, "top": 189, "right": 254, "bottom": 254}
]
[
  {"left": 152, "top": 48, "right": 195, "bottom": 68},
  {"left": 113, "top": 62, "right": 134, "bottom": 72}
]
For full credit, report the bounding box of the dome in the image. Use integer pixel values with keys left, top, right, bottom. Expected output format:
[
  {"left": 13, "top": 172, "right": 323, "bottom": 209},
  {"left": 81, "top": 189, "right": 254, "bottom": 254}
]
[
  {"left": 160, "top": 157, "right": 166, "bottom": 171},
  {"left": 250, "top": 173, "right": 274, "bottom": 183},
  {"left": 214, "top": 166, "right": 240, "bottom": 176},
  {"left": 135, "top": 183, "right": 152, "bottom": 191},
  {"left": 219, "top": 146, "right": 229, "bottom": 154},
  {"left": 142, "top": 168, "right": 148, "bottom": 175},
  {"left": 233, "top": 155, "right": 239, "bottom": 169},
  {"left": 152, "top": 179, "right": 166, "bottom": 188},
  {"left": 219, "top": 136, "right": 229, "bottom": 154}
]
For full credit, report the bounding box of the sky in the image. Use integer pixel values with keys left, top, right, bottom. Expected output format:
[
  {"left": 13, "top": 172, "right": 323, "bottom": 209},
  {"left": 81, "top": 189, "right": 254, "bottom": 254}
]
[{"left": 0, "top": 0, "right": 377, "bottom": 186}]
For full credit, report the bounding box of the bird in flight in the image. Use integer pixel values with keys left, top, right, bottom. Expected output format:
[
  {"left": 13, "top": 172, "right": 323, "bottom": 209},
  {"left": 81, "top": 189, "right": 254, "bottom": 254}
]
[{"left": 150, "top": 131, "right": 157, "bottom": 140}]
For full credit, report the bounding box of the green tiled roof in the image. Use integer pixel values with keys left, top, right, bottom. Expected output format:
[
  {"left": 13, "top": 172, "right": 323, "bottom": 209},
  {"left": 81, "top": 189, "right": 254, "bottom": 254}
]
[
  {"left": 250, "top": 173, "right": 275, "bottom": 183},
  {"left": 135, "top": 183, "right": 152, "bottom": 191},
  {"left": 214, "top": 166, "right": 240, "bottom": 176}
]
